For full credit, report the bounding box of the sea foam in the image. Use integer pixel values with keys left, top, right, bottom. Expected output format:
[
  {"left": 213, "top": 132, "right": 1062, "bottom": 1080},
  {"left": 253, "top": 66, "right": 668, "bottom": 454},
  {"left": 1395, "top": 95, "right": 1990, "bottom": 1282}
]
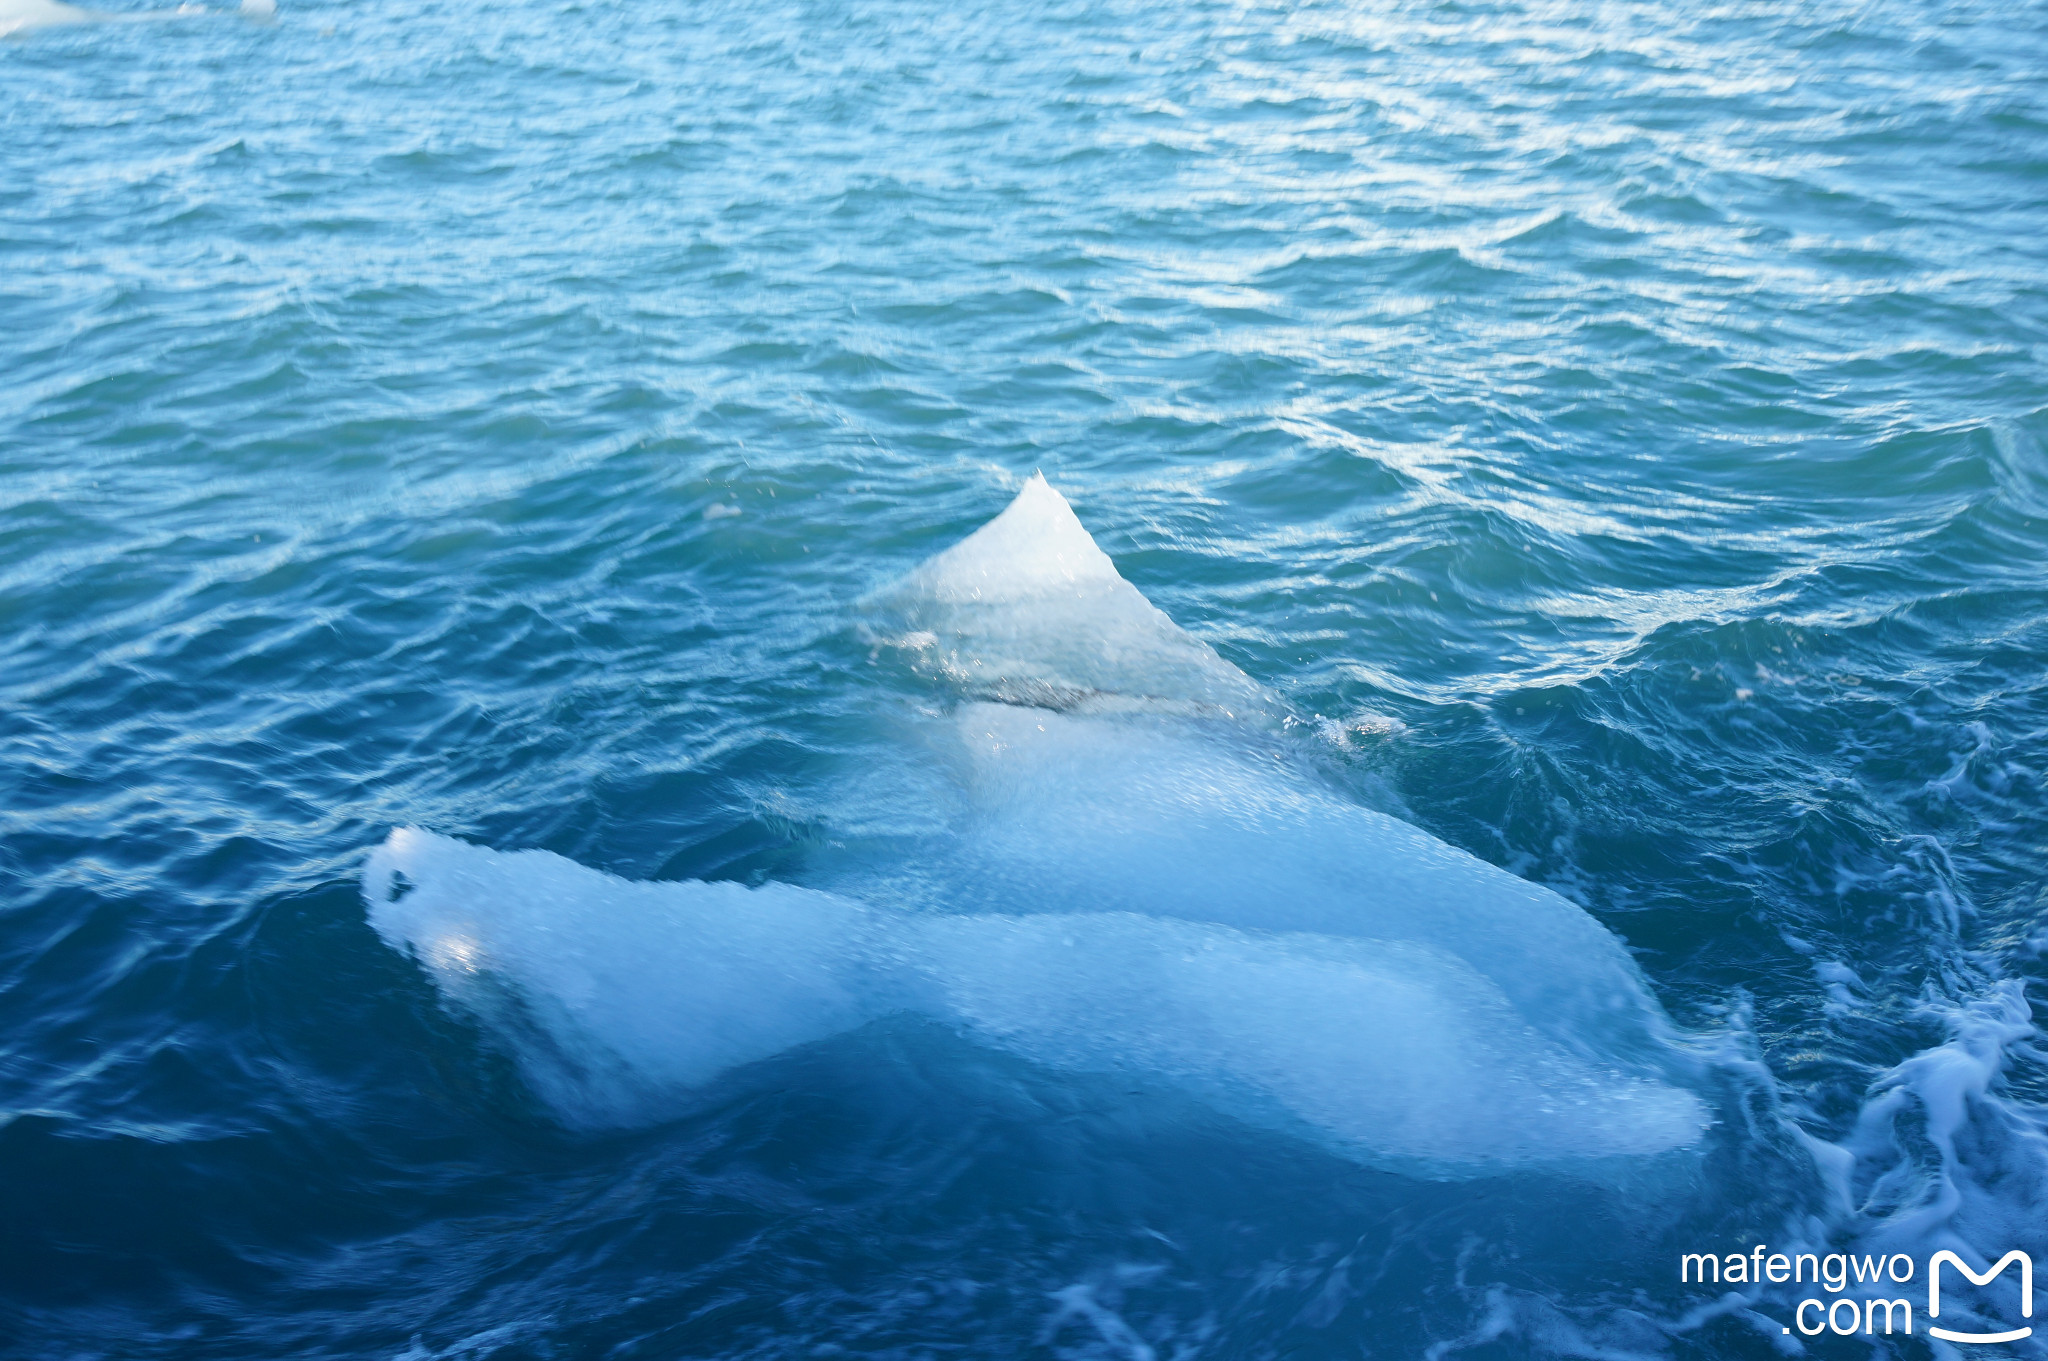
[{"left": 366, "top": 477, "right": 1710, "bottom": 1170}]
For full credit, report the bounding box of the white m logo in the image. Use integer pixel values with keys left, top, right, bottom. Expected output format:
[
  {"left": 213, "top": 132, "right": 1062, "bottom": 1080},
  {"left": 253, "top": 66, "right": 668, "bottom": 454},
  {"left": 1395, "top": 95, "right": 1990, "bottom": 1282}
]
[{"left": 1929, "top": 1250, "right": 2033, "bottom": 1345}]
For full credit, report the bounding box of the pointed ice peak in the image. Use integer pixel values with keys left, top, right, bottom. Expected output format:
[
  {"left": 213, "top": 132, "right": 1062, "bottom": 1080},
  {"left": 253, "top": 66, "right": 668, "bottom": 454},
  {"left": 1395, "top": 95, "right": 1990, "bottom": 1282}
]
[
  {"left": 892, "top": 473, "right": 1124, "bottom": 605},
  {"left": 867, "top": 475, "right": 1272, "bottom": 719}
]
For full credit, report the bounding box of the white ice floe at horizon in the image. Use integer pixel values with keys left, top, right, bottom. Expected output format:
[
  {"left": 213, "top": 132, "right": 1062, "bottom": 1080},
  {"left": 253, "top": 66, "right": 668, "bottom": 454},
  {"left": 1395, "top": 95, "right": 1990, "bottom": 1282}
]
[
  {"left": 0, "top": 0, "right": 272, "bottom": 37},
  {"left": 0, "top": 0, "right": 98, "bottom": 35}
]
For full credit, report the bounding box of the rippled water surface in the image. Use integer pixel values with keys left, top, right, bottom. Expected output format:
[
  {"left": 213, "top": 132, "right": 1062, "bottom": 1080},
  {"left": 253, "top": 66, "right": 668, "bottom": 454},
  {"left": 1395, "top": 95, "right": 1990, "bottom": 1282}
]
[{"left": 6, "top": 0, "right": 2048, "bottom": 1356}]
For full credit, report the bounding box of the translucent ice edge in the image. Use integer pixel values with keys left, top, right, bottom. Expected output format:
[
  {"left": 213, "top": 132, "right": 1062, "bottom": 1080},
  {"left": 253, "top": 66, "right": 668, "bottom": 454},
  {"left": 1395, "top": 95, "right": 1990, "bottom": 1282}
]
[{"left": 366, "top": 827, "right": 1707, "bottom": 1168}]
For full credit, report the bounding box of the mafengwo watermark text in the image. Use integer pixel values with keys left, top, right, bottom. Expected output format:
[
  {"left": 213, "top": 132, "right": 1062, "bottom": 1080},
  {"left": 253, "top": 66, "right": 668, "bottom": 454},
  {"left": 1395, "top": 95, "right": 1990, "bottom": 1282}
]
[{"left": 1682, "top": 1247, "right": 2032, "bottom": 1344}]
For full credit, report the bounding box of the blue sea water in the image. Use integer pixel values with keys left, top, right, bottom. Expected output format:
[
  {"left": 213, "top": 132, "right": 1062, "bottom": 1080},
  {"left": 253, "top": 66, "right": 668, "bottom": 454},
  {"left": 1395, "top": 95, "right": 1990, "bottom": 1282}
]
[{"left": 5, "top": 0, "right": 2048, "bottom": 1355}]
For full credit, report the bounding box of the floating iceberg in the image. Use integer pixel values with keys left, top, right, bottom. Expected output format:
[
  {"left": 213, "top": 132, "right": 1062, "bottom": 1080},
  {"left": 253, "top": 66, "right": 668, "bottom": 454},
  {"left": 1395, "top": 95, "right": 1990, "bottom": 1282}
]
[
  {"left": 366, "top": 477, "right": 1709, "bottom": 1171},
  {"left": 0, "top": 0, "right": 272, "bottom": 38},
  {"left": 0, "top": 0, "right": 97, "bottom": 35}
]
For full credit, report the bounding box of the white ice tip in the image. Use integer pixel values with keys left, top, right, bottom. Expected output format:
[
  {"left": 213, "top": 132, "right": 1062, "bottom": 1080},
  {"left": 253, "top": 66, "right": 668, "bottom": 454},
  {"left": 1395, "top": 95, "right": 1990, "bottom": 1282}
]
[{"left": 240, "top": 0, "right": 276, "bottom": 19}]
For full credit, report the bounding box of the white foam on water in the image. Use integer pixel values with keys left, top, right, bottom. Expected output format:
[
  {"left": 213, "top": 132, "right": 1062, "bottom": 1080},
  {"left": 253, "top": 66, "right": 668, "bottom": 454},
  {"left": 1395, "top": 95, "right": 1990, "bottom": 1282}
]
[
  {"left": 1816, "top": 982, "right": 2048, "bottom": 1311},
  {"left": 1667, "top": 977, "right": 2048, "bottom": 1351},
  {"left": 366, "top": 827, "right": 1705, "bottom": 1167}
]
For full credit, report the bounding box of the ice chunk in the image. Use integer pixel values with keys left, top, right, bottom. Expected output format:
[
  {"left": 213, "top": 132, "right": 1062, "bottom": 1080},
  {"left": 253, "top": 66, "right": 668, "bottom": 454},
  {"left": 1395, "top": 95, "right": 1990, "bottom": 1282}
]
[
  {"left": 365, "top": 828, "right": 889, "bottom": 1117},
  {"left": 835, "top": 477, "right": 1680, "bottom": 1063},
  {"left": 864, "top": 474, "right": 1270, "bottom": 718},
  {"left": 365, "top": 476, "right": 1711, "bottom": 1170},
  {"left": 0, "top": 0, "right": 271, "bottom": 35},
  {"left": 1, "top": 0, "right": 97, "bottom": 36},
  {"left": 365, "top": 828, "right": 1705, "bottom": 1167},
  {"left": 916, "top": 910, "right": 1706, "bottom": 1163},
  {"left": 820, "top": 701, "right": 1673, "bottom": 1066}
]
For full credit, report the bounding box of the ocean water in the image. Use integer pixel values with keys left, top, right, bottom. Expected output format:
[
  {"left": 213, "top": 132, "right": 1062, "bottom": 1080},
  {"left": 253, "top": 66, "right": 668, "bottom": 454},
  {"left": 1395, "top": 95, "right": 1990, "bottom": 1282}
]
[{"left": 5, "top": 0, "right": 2048, "bottom": 1356}]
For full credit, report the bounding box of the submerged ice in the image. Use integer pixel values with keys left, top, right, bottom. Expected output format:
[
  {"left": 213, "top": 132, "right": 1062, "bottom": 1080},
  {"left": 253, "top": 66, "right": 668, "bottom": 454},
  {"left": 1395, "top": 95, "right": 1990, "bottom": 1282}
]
[
  {"left": 366, "top": 477, "right": 1710, "bottom": 1170},
  {"left": 827, "top": 700, "right": 1675, "bottom": 1068},
  {"left": 368, "top": 828, "right": 1704, "bottom": 1165}
]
